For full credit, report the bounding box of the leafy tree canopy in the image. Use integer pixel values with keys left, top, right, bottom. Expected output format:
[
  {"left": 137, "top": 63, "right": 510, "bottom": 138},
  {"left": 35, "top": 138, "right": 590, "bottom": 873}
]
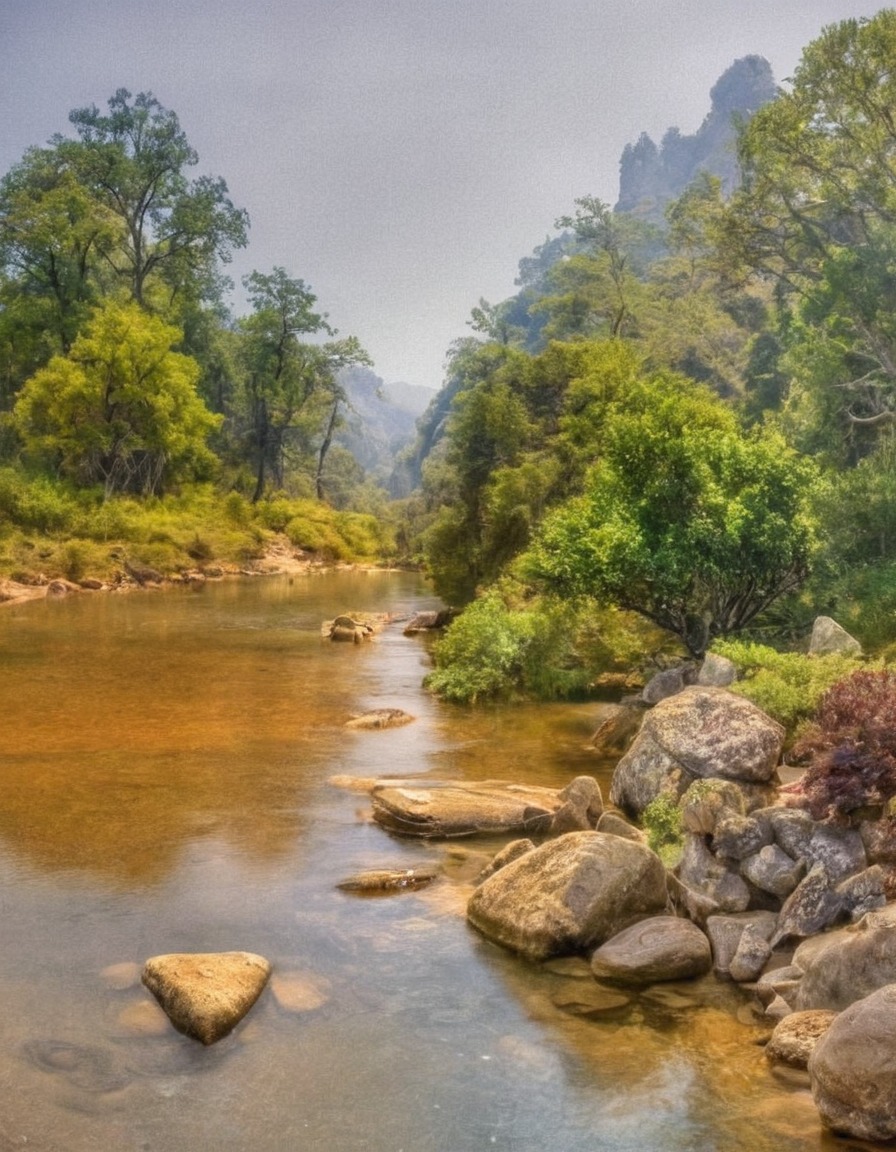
[
  {"left": 13, "top": 300, "right": 220, "bottom": 495},
  {"left": 527, "top": 373, "right": 818, "bottom": 656}
]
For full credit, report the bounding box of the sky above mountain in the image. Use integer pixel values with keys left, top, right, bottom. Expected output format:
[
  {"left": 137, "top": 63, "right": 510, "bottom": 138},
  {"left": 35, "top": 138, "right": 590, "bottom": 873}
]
[{"left": 0, "top": 1, "right": 885, "bottom": 391}]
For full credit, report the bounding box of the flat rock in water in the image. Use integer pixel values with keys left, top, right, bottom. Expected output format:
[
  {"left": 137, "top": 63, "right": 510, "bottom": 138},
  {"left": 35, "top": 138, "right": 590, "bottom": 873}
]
[
  {"left": 371, "top": 780, "right": 563, "bottom": 838},
  {"left": 345, "top": 708, "right": 415, "bottom": 730},
  {"left": 337, "top": 866, "right": 439, "bottom": 893},
  {"left": 142, "top": 951, "right": 272, "bottom": 1045}
]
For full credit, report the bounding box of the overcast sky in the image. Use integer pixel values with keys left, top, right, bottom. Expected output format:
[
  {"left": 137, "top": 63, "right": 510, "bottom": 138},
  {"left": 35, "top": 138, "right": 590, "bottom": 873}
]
[{"left": 0, "top": 1, "right": 888, "bottom": 392}]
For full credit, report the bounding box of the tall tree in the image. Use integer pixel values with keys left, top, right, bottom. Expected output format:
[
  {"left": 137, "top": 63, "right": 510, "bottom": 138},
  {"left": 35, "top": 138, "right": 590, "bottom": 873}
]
[
  {"left": 62, "top": 89, "right": 248, "bottom": 307},
  {"left": 236, "top": 269, "right": 369, "bottom": 502},
  {"left": 721, "top": 11, "right": 896, "bottom": 458}
]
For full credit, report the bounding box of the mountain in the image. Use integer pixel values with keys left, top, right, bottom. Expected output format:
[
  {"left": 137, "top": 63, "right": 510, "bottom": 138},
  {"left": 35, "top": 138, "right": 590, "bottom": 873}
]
[{"left": 615, "top": 56, "right": 776, "bottom": 222}]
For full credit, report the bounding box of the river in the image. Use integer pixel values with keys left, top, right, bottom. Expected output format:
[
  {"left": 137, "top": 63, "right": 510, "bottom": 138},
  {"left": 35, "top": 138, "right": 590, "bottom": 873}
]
[{"left": 0, "top": 570, "right": 861, "bottom": 1151}]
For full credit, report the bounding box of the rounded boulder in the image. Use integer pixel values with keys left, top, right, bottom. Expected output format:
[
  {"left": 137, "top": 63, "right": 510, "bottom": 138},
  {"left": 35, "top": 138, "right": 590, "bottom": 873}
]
[
  {"left": 466, "top": 831, "right": 668, "bottom": 962},
  {"left": 589, "top": 915, "right": 711, "bottom": 985}
]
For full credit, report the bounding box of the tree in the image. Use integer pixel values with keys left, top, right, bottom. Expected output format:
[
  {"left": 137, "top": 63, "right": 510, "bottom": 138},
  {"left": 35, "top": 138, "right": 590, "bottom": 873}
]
[
  {"left": 13, "top": 300, "right": 220, "bottom": 495},
  {"left": 62, "top": 89, "right": 248, "bottom": 307},
  {"left": 236, "top": 268, "right": 369, "bottom": 502},
  {"left": 721, "top": 11, "right": 896, "bottom": 457},
  {"left": 528, "top": 373, "right": 817, "bottom": 656}
]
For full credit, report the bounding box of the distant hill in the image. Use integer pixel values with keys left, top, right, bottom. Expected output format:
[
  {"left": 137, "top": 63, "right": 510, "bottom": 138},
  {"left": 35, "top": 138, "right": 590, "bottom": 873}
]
[
  {"left": 337, "top": 366, "right": 432, "bottom": 483},
  {"left": 616, "top": 56, "right": 776, "bottom": 222},
  {"left": 382, "top": 380, "right": 436, "bottom": 417}
]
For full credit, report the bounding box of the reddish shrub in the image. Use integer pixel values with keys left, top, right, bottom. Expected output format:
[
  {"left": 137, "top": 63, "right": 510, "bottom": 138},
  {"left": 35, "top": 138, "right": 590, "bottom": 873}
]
[{"left": 788, "top": 670, "right": 896, "bottom": 822}]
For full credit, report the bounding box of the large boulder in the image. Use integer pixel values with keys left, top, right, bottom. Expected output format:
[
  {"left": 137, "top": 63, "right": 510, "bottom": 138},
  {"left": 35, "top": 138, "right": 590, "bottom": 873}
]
[
  {"left": 609, "top": 687, "right": 784, "bottom": 818},
  {"left": 141, "top": 951, "right": 272, "bottom": 1045},
  {"left": 467, "top": 831, "right": 668, "bottom": 962},
  {"left": 809, "top": 985, "right": 896, "bottom": 1141},
  {"left": 589, "top": 915, "right": 711, "bottom": 985},
  {"left": 808, "top": 615, "right": 862, "bottom": 657},
  {"left": 371, "top": 780, "right": 565, "bottom": 838},
  {"left": 794, "top": 904, "right": 896, "bottom": 1011}
]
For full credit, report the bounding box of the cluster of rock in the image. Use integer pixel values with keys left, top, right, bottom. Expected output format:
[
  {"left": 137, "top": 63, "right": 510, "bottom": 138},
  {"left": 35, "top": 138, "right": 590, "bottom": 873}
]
[{"left": 457, "top": 663, "right": 896, "bottom": 1141}]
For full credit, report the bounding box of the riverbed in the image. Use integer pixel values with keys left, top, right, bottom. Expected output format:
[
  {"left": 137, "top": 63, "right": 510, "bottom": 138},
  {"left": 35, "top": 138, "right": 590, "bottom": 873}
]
[{"left": 0, "top": 570, "right": 863, "bottom": 1150}]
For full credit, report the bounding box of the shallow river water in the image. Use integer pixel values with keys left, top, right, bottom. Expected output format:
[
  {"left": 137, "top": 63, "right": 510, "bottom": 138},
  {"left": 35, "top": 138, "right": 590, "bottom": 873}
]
[{"left": 0, "top": 570, "right": 873, "bottom": 1151}]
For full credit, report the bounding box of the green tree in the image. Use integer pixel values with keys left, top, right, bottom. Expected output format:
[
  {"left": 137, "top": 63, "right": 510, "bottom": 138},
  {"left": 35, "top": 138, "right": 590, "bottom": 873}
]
[
  {"left": 236, "top": 268, "right": 369, "bottom": 502},
  {"left": 528, "top": 374, "right": 818, "bottom": 656},
  {"left": 62, "top": 89, "right": 248, "bottom": 307},
  {"left": 13, "top": 300, "right": 220, "bottom": 495},
  {"left": 722, "top": 11, "right": 896, "bottom": 457}
]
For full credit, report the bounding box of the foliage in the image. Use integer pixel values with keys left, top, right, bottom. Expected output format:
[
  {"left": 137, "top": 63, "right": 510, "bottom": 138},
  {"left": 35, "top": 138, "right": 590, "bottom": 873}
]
[
  {"left": 641, "top": 794, "right": 684, "bottom": 866},
  {"left": 62, "top": 88, "right": 248, "bottom": 306},
  {"left": 712, "top": 639, "right": 868, "bottom": 731},
  {"left": 528, "top": 373, "right": 818, "bottom": 655},
  {"left": 12, "top": 301, "right": 220, "bottom": 495},
  {"left": 722, "top": 11, "right": 896, "bottom": 461},
  {"left": 424, "top": 580, "right": 665, "bottom": 704},
  {"left": 787, "top": 670, "right": 896, "bottom": 821},
  {"left": 424, "top": 589, "right": 536, "bottom": 703}
]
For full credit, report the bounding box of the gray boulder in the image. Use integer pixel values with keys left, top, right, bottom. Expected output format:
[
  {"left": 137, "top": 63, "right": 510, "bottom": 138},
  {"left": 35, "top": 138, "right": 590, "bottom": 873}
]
[
  {"left": 677, "top": 834, "right": 751, "bottom": 913},
  {"left": 836, "top": 866, "right": 887, "bottom": 922},
  {"left": 697, "top": 652, "right": 738, "bottom": 687},
  {"left": 741, "top": 844, "right": 805, "bottom": 900},
  {"left": 773, "top": 864, "right": 843, "bottom": 946},
  {"left": 142, "top": 951, "right": 272, "bottom": 1045},
  {"left": 809, "top": 985, "right": 896, "bottom": 1141},
  {"left": 804, "top": 823, "right": 867, "bottom": 884},
  {"left": 641, "top": 665, "right": 696, "bottom": 705},
  {"left": 467, "top": 831, "right": 669, "bottom": 962},
  {"left": 679, "top": 778, "right": 746, "bottom": 836},
  {"left": 705, "top": 911, "right": 777, "bottom": 979},
  {"left": 595, "top": 811, "right": 645, "bottom": 843},
  {"left": 589, "top": 916, "right": 711, "bottom": 985},
  {"left": 729, "top": 922, "right": 774, "bottom": 982},
  {"left": 712, "top": 812, "right": 773, "bottom": 860},
  {"left": 549, "top": 775, "right": 603, "bottom": 835},
  {"left": 808, "top": 615, "right": 862, "bottom": 656},
  {"left": 794, "top": 904, "right": 896, "bottom": 1011},
  {"left": 610, "top": 687, "right": 784, "bottom": 818}
]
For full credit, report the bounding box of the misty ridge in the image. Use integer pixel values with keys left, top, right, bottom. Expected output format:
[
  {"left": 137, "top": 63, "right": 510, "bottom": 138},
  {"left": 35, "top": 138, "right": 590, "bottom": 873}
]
[{"left": 378, "top": 54, "right": 776, "bottom": 495}]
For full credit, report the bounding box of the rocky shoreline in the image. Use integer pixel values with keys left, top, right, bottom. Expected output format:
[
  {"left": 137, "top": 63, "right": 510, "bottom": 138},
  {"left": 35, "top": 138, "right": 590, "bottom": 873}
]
[{"left": 347, "top": 671, "right": 896, "bottom": 1143}]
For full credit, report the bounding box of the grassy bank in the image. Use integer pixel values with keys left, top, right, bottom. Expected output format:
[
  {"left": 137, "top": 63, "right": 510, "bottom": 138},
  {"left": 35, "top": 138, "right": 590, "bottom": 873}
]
[{"left": 0, "top": 469, "right": 397, "bottom": 588}]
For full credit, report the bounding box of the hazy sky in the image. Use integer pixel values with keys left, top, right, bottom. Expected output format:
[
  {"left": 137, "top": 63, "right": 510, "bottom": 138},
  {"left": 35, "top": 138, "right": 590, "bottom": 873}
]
[{"left": 0, "top": 1, "right": 888, "bottom": 391}]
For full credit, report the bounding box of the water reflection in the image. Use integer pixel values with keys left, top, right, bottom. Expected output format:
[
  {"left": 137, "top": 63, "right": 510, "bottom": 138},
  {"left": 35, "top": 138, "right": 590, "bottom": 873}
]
[{"left": 0, "top": 572, "right": 875, "bottom": 1150}]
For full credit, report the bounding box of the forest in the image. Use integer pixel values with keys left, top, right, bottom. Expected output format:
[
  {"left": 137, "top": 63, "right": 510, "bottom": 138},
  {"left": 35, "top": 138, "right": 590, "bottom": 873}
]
[{"left": 2, "top": 11, "right": 896, "bottom": 715}]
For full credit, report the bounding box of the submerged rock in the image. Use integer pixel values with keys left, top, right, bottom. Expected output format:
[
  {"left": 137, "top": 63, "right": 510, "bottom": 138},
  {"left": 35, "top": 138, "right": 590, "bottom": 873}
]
[
  {"left": 371, "top": 780, "right": 565, "bottom": 838},
  {"left": 467, "top": 831, "right": 668, "bottom": 962},
  {"left": 766, "top": 1010, "right": 836, "bottom": 1070},
  {"left": 345, "top": 708, "right": 415, "bottom": 730},
  {"left": 337, "top": 866, "right": 438, "bottom": 893},
  {"left": 141, "top": 951, "right": 272, "bottom": 1045}
]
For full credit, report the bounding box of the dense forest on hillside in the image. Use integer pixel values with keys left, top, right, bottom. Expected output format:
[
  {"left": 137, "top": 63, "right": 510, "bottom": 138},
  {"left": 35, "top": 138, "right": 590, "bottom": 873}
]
[
  {"left": 2, "top": 11, "right": 896, "bottom": 710},
  {"left": 404, "top": 11, "right": 896, "bottom": 701}
]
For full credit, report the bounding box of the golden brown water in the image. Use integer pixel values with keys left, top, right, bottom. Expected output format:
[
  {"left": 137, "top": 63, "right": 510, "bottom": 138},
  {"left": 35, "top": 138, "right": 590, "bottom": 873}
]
[{"left": 0, "top": 571, "right": 871, "bottom": 1150}]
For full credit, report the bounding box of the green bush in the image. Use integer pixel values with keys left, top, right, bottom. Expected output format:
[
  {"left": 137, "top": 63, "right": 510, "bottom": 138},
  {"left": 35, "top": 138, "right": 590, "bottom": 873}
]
[
  {"left": 425, "top": 591, "right": 536, "bottom": 703},
  {"left": 712, "top": 639, "right": 869, "bottom": 731},
  {"left": 641, "top": 794, "right": 684, "bottom": 866}
]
